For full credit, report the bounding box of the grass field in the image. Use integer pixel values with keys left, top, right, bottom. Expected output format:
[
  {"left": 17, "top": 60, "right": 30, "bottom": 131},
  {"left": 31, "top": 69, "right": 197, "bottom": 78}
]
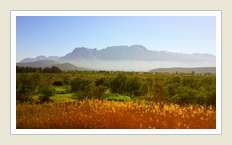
[{"left": 16, "top": 100, "right": 216, "bottom": 129}]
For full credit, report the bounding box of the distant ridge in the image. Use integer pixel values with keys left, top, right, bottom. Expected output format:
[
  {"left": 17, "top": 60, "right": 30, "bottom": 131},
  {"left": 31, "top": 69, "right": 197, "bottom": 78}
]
[
  {"left": 16, "top": 60, "right": 90, "bottom": 71},
  {"left": 19, "top": 45, "right": 216, "bottom": 71},
  {"left": 20, "top": 56, "right": 60, "bottom": 63},
  {"left": 17, "top": 60, "right": 60, "bottom": 68},
  {"left": 149, "top": 67, "right": 216, "bottom": 74},
  {"left": 20, "top": 45, "right": 216, "bottom": 63},
  {"left": 46, "top": 63, "right": 90, "bottom": 71}
]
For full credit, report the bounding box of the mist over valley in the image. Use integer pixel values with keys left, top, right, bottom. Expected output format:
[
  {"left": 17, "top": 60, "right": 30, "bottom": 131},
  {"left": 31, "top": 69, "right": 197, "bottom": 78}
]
[{"left": 18, "top": 45, "right": 216, "bottom": 72}]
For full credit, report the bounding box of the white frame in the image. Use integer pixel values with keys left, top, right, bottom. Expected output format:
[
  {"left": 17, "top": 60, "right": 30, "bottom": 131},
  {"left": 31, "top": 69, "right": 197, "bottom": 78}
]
[{"left": 11, "top": 11, "right": 222, "bottom": 134}]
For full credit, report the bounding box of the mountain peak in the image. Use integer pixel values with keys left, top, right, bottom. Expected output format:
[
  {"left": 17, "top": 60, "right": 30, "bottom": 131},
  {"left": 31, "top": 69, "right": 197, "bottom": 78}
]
[
  {"left": 130, "top": 45, "right": 147, "bottom": 51},
  {"left": 35, "top": 55, "right": 47, "bottom": 59},
  {"left": 74, "top": 47, "right": 88, "bottom": 50}
]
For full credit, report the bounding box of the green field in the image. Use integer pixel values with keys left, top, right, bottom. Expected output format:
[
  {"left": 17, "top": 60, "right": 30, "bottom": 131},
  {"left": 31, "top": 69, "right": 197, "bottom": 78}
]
[{"left": 16, "top": 70, "right": 216, "bottom": 106}]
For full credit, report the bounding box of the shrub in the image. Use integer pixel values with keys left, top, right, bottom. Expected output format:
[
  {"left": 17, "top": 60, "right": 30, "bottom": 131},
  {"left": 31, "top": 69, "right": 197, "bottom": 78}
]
[
  {"left": 166, "top": 95, "right": 181, "bottom": 104},
  {"left": 53, "top": 81, "right": 63, "bottom": 86},
  {"left": 16, "top": 92, "right": 33, "bottom": 103},
  {"left": 38, "top": 84, "right": 56, "bottom": 102},
  {"left": 110, "top": 73, "right": 128, "bottom": 94},
  {"left": 62, "top": 75, "right": 71, "bottom": 86},
  {"left": 92, "top": 85, "right": 108, "bottom": 99},
  {"left": 126, "top": 77, "right": 142, "bottom": 96},
  {"left": 71, "top": 77, "right": 93, "bottom": 93},
  {"left": 72, "top": 91, "right": 90, "bottom": 100},
  {"left": 95, "top": 77, "right": 110, "bottom": 87},
  {"left": 175, "top": 86, "right": 198, "bottom": 105}
]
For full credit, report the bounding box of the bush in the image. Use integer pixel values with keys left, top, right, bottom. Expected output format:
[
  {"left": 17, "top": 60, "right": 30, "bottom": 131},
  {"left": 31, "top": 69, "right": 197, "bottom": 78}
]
[
  {"left": 53, "top": 81, "right": 63, "bottom": 86},
  {"left": 110, "top": 73, "right": 128, "bottom": 94},
  {"left": 126, "top": 77, "right": 142, "bottom": 96},
  {"left": 65, "top": 86, "right": 71, "bottom": 93},
  {"left": 72, "top": 91, "right": 91, "bottom": 100},
  {"left": 92, "top": 85, "right": 108, "bottom": 99},
  {"left": 16, "top": 92, "right": 33, "bottom": 103},
  {"left": 62, "top": 75, "right": 71, "bottom": 86},
  {"left": 166, "top": 95, "right": 181, "bottom": 104},
  {"left": 95, "top": 77, "right": 110, "bottom": 87},
  {"left": 175, "top": 86, "right": 198, "bottom": 105},
  {"left": 71, "top": 77, "right": 93, "bottom": 93},
  {"left": 38, "top": 84, "right": 56, "bottom": 102},
  {"left": 16, "top": 72, "right": 41, "bottom": 103}
]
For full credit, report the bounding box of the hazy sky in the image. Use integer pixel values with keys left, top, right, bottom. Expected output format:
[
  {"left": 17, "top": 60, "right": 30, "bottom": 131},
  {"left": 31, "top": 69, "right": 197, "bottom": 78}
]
[{"left": 16, "top": 16, "right": 216, "bottom": 62}]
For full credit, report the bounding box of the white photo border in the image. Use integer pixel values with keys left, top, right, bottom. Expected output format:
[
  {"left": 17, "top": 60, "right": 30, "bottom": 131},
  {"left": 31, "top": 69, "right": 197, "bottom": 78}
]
[{"left": 11, "top": 10, "right": 222, "bottom": 135}]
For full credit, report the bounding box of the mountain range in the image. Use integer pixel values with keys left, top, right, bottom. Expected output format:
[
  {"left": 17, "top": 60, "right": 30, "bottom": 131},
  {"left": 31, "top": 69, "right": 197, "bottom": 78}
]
[{"left": 19, "top": 45, "right": 216, "bottom": 71}]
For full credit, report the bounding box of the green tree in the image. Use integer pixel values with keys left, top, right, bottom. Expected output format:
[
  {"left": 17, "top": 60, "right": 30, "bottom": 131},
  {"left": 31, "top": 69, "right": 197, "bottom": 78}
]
[
  {"left": 71, "top": 77, "right": 93, "bottom": 93},
  {"left": 92, "top": 85, "right": 107, "bottom": 99},
  {"left": 191, "top": 71, "right": 195, "bottom": 75},
  {"left": 110, "top": 73, "right": 128, "bottom": 94},
  {"left": 95, "top": 77, "right": 110, "bottom": 87},
  {"left": 146, "top": 77, "right": 154, "bottom": 98},
  {"left": 126, "top": 77, "right": 142, "bottom": 96},
  {"left": 30, "top": 69, "right": 41, "bottom": 91},
  {"left": 38, "top": 84, "right": 56, "bottom": 102},
  {"left": 62, "top": 74, "right": 71, "bottom": 93}
]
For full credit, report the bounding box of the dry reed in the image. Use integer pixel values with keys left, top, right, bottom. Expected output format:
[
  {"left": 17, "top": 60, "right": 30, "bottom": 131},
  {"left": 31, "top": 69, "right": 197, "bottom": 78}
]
[{"left": 16, "top": 100, "right": 216, "bottom": 129}]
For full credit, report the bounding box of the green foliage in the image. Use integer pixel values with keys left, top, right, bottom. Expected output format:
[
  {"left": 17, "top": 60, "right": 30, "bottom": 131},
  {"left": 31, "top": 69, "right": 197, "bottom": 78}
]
[
  {"left": 126, "top": 77, "right": 142, "bottom": 96},
  {"left": 31, "top": 70, "right": 41, "bottom": 88},
  {"left": 91, "top": 85, "right": 108, "bottom": 99},
  {"left": 16, "top": 92, "right": 33, "bottom": 103},
  {"left": 171, "top": 76, "right": 181, "bottom": 84},
  {"left": 174, "top": 86, "right": 198, "bottom": 105},
  {"left": 107, "top": 94, "right": 132, "bottom": 102},
  {"left": 71, "top": 77, "right": 93, "bottom": 93},
  {"left": 166, "top": 95, "right": 181, "bottom": 104},
  {"left": 72, "top": 85, "right": 108, "bottom": 100},
  {"left": 50, "top": 94, "right": 74, "bottom": 102},
  {"left": 164, "top": 83, "right": 178, "bottom": 97},
  {"left": 109, "top": 74, "right": 144, "bottom": 97},
  {"left": 38, "top": 84, "right": 56, "bottom": 102},
  {"left": 55, "top": 86, "right": 66, "bottom": 94},
  {"left": 16, "top": 71, "right": 42, "bottom": 102},
  {"left": 53, "top": 81, "right": 63, "bottom": 86},
  {"left": 153, "top": 77, "right": 165, "bottom": 101},
  {"left": 16, "top": 73, "right": 33, "bottom": 92},
  {"left": 110, "top": 73, "right": 128, "bottom": 94},
  {"left": 62, "top": 74, "right": 71, "bottom": 86},
  {"left": 140, "top": 82, "right": 148, "bottom": 96},
  {"left": 16, "top": 66, "right": 61, "bottom": 73},
  {"left": 95, "top": 77, "right": 110, "bottom": 87},
  {"left": 72, "top": 91, "right": 91, "bottom": 100},
  {"left": 182, "top": 76, "right": 200, "bottom": 89},
  {"left": 16, "top": 71, "right": 216, "bottom": 106}
]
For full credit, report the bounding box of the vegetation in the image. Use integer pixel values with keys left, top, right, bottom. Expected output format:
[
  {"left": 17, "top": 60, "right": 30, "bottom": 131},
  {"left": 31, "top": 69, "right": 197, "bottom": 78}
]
[
  {"left": 16, "top": 69, "right": 217, "bottom": 129},
  {"left": 38, "top": 84, "right": 56, "bottom": 103},
  {"left": 16, "top": 100, "right": 216, "bottom": 129},
  {"left": 16, "top": 66, "right": 62, "bottom": 73}
]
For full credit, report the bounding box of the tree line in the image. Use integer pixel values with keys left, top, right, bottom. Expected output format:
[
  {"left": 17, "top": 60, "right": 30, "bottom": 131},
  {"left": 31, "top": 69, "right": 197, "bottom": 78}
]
[
  {"left": 16, "top": 66, "right": 62, "bottom": 73},
  {"left": 16, "top": 70, "right": 216, "bottom": 106}
]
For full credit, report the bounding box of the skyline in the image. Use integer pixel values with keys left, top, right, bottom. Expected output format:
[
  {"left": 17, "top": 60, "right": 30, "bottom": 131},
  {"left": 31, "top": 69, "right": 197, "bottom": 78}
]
[{"left": 16, "top": 16, "right": 216, "bottom": 62}]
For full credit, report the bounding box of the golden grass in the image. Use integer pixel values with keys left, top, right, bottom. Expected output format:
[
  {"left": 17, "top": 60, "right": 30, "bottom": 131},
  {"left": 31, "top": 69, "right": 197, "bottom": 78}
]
[{"left": 16, "top": 100, "right": 216, "bottom": 129}]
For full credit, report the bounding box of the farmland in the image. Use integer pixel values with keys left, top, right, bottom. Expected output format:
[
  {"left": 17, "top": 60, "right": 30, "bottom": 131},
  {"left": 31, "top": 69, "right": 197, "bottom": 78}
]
[{"left": 16, "top": 67, "right": 216, "bottom": 129}]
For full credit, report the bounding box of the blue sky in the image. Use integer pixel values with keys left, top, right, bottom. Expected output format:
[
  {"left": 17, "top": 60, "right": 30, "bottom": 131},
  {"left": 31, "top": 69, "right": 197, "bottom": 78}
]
[{"left": 16, "top": 16, "right": 216, "bottom": 62}]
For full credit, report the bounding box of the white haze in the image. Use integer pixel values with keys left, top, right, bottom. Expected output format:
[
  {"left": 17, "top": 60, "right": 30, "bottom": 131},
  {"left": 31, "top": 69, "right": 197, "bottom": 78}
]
[{"left": 70, "top": 60, "right": 216, "bottom": 72}]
